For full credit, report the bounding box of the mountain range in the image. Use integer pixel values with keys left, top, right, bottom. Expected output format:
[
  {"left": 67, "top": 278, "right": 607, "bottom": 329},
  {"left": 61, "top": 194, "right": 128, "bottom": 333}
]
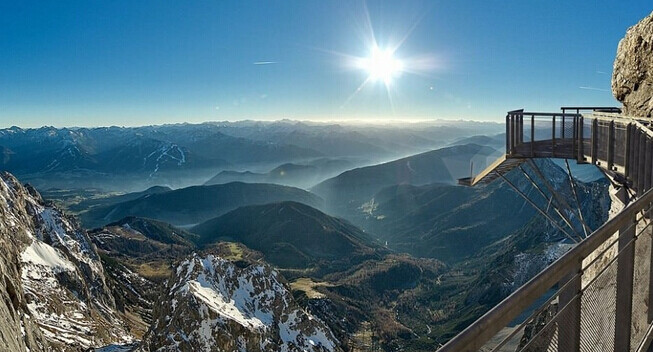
[{"left": 0, "top": 120, "right": 503, "bottom": 192}]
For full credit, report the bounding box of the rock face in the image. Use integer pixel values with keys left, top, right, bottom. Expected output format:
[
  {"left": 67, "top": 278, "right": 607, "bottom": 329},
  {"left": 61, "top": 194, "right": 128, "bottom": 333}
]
[
  {"left": 141, "top": 252, "right": 342, "bottom": 352},
  {"left": 0, "top": 174, "right": 49, "bottom": 351},
  {"left": 0, "top": 172, "right": 134, "bottom": 350},
  {"left": 612, "top": 11, "right": 653, "bottom": 117}
]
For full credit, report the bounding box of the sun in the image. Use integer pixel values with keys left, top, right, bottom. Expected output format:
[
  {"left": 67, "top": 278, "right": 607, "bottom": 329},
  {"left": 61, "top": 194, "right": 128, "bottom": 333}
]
[{"left": 358, "top": 46, "right": 403, "bottom": 85}]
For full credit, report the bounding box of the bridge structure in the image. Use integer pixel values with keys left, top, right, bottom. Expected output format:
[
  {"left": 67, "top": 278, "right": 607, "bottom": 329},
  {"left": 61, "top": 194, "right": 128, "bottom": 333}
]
[{"left": 443, "top": 107, "right": 653, "bottom": 351}]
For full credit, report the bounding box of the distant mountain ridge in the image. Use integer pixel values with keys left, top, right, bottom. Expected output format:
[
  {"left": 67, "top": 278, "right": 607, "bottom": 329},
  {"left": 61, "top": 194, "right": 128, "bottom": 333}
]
[
  {"left": 205, "top": 158, "right": 357, "bottom": 189},
  {"left": 79, "top": 182, "right": 324, "bottom": 228},
  {"left": 192, "top": 201, "right": 383, "bottom": 272},
  {"left": 312, "top": 143, "right": 500, "bottom": 214}
]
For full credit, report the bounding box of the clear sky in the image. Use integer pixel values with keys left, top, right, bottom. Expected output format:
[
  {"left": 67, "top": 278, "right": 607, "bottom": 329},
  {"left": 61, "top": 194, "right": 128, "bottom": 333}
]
[{"left": 1, "top": 1, "right": 651, "bottom": 127}]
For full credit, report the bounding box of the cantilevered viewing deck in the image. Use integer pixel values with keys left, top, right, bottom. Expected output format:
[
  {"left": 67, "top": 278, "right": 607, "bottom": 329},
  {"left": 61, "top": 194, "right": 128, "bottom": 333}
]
[
  {"left": 444, "top": 107, "right": 653, "bottom": 352},
  {"left": 459, "top": 107, "right": 653, "bottom": 196}
]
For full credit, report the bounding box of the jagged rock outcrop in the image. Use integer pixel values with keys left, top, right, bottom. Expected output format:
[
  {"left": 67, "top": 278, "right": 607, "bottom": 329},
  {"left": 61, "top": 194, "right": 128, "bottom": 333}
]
[
  {"left": 612, "top": 10, "right": 653, "bottom": 117},
  {"left": 0, "top": 174, "right": 49, "bottom": 351},
  {"left": 141, "top": 252, "right": 342, "bottom": 352},
  {"left": 0, "top": 172, "right": 135, "bottom": 350}
]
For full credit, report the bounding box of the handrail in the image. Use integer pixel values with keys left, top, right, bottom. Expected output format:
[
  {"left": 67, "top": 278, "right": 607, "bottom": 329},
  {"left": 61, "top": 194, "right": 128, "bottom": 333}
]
[
  {"left": 439, "top": 187, "right": 653, "bottom": 352},
  {"left": 509, "top": 111, "right": 581, "bottom": 117},
  {"left": 561, "top": 106, "right": 621, "bottom": 111}
]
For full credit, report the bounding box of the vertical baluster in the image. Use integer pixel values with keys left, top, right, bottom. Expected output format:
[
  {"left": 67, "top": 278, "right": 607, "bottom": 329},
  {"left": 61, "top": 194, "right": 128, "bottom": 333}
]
[{"left": 591, "top": 119, "right": 598, "bottom": 165}]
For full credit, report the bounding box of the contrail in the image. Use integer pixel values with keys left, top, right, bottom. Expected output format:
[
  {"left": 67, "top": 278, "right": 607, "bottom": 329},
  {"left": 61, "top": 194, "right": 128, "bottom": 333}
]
[
  {"left": 253, "top": 61, "right": 278, "bottom": 65},
  {"left": 579, "top": 86, "right": 610, "bottom": 92}
]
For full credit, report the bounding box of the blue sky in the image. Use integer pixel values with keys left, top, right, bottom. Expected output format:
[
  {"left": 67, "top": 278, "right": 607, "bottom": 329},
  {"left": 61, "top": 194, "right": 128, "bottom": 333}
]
[{"left": 0, "top": 1, "right": 651, "bottom": 127}]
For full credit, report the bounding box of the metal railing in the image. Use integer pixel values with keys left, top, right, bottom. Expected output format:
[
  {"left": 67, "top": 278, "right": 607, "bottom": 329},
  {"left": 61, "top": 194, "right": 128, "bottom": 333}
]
[
  {"left": 506, "top": 110, "right": 583, "bottom": 160},
  {"left": 439, "top": 189, "right": 653, "bottom": 351},
  {"left": 505, "top": 109, "right": 653, "bottom": 196}
]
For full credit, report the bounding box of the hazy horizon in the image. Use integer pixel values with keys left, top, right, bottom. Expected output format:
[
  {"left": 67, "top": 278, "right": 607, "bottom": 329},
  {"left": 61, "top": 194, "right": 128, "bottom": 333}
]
[{"left": 0, "top": 116, "right": 505, "bottom": 129}]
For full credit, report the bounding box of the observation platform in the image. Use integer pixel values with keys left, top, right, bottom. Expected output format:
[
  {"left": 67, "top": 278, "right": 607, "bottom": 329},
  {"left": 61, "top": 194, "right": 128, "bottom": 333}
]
[{"left": 444, "top": 107, "right": 653, "bottom": 352}]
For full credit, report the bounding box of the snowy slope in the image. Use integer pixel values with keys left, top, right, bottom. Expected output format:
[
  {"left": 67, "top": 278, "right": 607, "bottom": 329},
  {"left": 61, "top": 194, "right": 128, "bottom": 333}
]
[
  {"left": 142, "top": 253, "right": 341, "bottom": 352},
  {"left": 0, "top": 172, "right": 135, "bottom": 350}
]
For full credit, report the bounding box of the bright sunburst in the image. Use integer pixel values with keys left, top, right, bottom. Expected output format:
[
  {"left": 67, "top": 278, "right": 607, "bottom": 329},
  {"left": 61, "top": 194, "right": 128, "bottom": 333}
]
[
  {"left": 358, "top": 46, "right": 404, "bottom": 85},
  {"left": 331, "top": 3, "right": 440, "bottom": 111}
]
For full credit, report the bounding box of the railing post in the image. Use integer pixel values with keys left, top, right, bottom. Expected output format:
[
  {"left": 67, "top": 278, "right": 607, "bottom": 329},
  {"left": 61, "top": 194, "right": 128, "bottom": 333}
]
[
  {"left": 506, "top": 114, "right": 510, "bottom": 155},
  {"left": 562, "top": 113, "right": 566, "bottom": 140},
  {"left": 643, "top": 137, "right": 651, "bottom": 193},
  {"left": 648, "top": 201, "right": 653, "bottom": 324},
  {"left": 577, "top": 115, "right": 584, "bottom": 163},
  {"left": 591, "top": 118, "right": 598, "bottom": 165},
  {"left": 633, "top": 127, "right": 638, "bottom": 187},
  {"left": 638, "top": 133, "right": 647, "bottom": 196},
  {"left": 552, "top": 115, "right": 557, "bottom": 158},
  {"left": 530, "top": 114, "right": 535, "bottom": 157},
  {"left": 511, "top": 114, "right": 517, "bottom": 155},
  {"left": 558, "top": 261, "right": 582, "bottom": 352},
  {"left": 518, "top": 114, "right": 524, "bottom": 144},
  {"left": 615, "top": 216, "right": 636, "bottom": 352},
  {"left": 572, "top": 115, "right": 576, "bottom": 158},
  {"left": 608, "top": 120, "right": 615, "bottom": 171},
  {"left": 625, "top": 123, "right": 632, "bottom": 179}
]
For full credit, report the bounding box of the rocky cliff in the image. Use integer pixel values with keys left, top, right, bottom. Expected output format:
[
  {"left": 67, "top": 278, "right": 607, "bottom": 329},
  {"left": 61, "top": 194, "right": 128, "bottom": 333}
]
[
  {"left": 0, "top": 172, "right": 135, "bottom": 350},
  {"left": 140, "top": 252, "right": 341, "bottom": 352},
  {"left": 0, "top": 174, "right": 49, "bottom": 351},
  {"left": 612, "top": 10, "right": 653, "bottom": 117}
]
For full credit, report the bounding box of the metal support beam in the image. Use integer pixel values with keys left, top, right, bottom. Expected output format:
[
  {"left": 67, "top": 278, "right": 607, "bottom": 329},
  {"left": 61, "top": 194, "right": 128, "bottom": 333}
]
[
  {"left": 519, "top": 165, "right": 584, "bottom": 240},
  {"left": 565, "top": 159, "right": 591, "bottom": 237},
  {"left": 497, "top": 171, "right": 580, "bottom": 243},
  {"left": 528, "top": 160, "right": 585, "bottom": 240}
]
